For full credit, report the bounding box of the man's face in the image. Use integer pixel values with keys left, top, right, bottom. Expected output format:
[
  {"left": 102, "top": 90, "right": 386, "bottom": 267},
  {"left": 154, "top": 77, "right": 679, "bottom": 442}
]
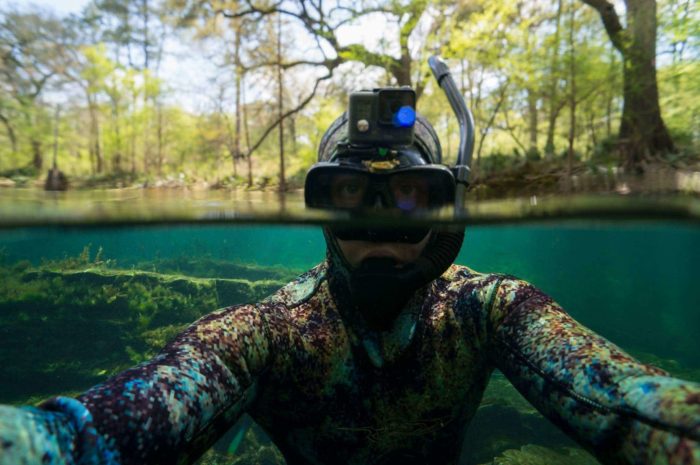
[{"left": 336, "top": 233, "right": 431, "bottom": 269}]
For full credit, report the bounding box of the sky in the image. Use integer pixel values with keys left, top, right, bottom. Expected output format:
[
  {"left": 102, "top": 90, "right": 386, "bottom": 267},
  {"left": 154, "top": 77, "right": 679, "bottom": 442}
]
[
  {"left": 20, "top": 0, "right": 87, "bottom": 15},
  {"left": 10, "top": 0, "right": 398, "bottom": 113}
]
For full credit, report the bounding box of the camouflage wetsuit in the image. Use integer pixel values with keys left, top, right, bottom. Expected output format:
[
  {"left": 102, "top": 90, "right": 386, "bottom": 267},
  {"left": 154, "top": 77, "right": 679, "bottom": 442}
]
[{"left": 1, "top": 262, "right": 699, "bottom": 465}]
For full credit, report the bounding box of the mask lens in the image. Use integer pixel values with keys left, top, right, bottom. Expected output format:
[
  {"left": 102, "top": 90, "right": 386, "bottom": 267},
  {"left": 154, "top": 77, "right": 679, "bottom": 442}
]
[
  {"left": 389, "top": 174, "right": 430, "bottom": 212},
  {"left": 305, "top": 164, "right": 456, "bottom": 211},
  {"left": 330, "top": 174, "right": 369, "bottom": 208},
  {"left": 330, "top": 226, "right": 431, "bottom": 244}
]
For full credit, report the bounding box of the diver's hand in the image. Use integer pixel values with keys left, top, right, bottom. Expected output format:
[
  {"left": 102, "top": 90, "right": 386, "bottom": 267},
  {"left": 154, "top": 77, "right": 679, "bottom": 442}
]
[{"left": 0, "top": 397, "right": 119, "bottom": 465}]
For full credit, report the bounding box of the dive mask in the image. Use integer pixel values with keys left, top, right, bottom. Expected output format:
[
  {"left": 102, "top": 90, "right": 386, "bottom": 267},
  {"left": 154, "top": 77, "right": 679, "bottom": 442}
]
[{"left": 304, "top": 145, "right": 456, "bottom": 244}]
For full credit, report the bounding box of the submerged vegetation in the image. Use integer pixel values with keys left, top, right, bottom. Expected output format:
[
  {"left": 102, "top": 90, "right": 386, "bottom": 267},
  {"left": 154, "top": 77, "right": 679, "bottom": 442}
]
[
  {"left": 1, "top": 243, "right": 697, "bottom": 465},
  {"left": 0, "top": 246, "right": 296, "bottom": 404}
]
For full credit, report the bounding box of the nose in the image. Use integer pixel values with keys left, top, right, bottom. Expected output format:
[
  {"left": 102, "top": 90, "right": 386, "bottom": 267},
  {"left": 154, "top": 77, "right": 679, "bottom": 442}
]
[{"left": 371, "top": 190, "right": 393, "bottom": 209}]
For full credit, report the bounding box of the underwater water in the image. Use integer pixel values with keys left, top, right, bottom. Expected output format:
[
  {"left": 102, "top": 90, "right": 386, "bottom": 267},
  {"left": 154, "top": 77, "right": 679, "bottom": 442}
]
[{"left": 1, "top": 193, "right": 699, "bottom": 465}]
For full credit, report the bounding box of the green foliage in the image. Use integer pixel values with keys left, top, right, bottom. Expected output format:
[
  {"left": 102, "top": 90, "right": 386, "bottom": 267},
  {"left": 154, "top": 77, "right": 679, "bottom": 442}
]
[
  {"left": 41, "top": 244, "right": 114, "bottom": 270},
  {"left": 0, "top": 0, "right": 697, "bottom": 186}
]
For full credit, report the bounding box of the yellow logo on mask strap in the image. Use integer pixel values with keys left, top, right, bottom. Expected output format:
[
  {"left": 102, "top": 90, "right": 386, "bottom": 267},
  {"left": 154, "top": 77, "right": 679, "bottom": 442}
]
[{"left": 364, "top": 159, "right": 399, "bottom": 172}]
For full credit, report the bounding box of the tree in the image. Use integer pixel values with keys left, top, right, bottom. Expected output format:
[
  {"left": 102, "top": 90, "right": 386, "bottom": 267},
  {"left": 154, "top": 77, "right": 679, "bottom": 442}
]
[
  {"left": 209, "top": 0, "right": 444, "bottom": 90},
  {"left": 581, "top": 0, "right": 675, "bottom": 170},
  {"left": 0, "top": 8, "right": 71, "bottom": 170},
  {"left": 275, "top": 12, "right": 285, "bottom": 192}
]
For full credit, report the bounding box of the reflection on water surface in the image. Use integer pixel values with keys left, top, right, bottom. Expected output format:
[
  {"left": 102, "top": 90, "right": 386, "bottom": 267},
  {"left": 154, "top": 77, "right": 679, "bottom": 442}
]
[{"left": 1, "top": 188, "right": 700, "bottom": 227}]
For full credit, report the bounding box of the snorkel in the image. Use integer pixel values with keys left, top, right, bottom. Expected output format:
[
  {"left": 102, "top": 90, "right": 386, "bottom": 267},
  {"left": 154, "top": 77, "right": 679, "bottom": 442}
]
[{"left": 428, "top": 55, "right": 475, "bottom": 214}]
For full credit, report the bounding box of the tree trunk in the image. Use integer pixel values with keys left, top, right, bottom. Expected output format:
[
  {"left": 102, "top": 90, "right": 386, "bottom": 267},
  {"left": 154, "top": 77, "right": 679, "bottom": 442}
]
[
  {"left": 52, "top": 106, "right": 60, "bottom": 169},
  {"left": 242, "top": 74, "right": 252, "bottom": 188},
  {"left": 142, "top": 86, "right": 150, "bottom": 176},
  {"left": 476, "top": 82, "right": 508, "bottom": 174},
  {"left": 0, "top": 113, "right": 17, "bottom": 154},
  {"left": 580, "top": 0, "right": 674, "bottom": 171},
  {"left": 109, "top": 93, "right": 123, "bottom": 173},
  {"left": 289, "top": 115, "right": 297, "bottom": 156},
  {"left": 130, "top": 91, "right": 137, "bottom": 175},
  {"left": 588, "top": 107, "right": 598, "bottom": 149},
  {"left": 545, "top": 0, "right": 564, "bottom": 159},
  {"left": 87, "top": 95, "right": 103, "bottom": 174},
  {"left": 156, "top": 102, "right": 163, "bottom": 175},
  {"left": 31, "top": 138, "right": 43, "bottom": 171},
  {"left": 605, "top": 46, "right": 616, "bottom": 138},
  {"left": 276, "top": 13, "right": 286, "bottom": 192},
  {"left": 524, "top": 24, "right": 538, "bottom": 158},
  {"left": 142, "top": 0, "right": 152, "bottom": 176},
  {"left": 527, "top": 89, "right": 538, "bottom": 156},
  {"left": 234, "top": 23, "right": 242, "bottom": 178},
  {"left": 618, "top": 0, "right": 674, "bottom": 168},
  {"left": 567, "top": 0, "right": 577, "bottom": 184}
]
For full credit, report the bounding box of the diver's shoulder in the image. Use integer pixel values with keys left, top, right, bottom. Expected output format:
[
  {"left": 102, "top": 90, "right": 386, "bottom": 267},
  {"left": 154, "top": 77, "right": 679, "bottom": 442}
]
[
  {"left": 439, "top": 265, "right": 533, "bottom": 295},
  {"left": 263, "top": 261, "right": 328, "bottom": 307},
  {"left": 440, "top": 264, "right": 504, "bottom": 283}
]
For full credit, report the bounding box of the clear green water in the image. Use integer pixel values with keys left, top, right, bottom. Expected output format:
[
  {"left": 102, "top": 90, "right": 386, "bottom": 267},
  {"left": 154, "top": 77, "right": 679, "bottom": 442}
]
[
  {"left": 1, "top": 193, "right": 699, "bottom": 464},
  {"left": 2, "top": 222, "right": 698, "bottom": 368}
]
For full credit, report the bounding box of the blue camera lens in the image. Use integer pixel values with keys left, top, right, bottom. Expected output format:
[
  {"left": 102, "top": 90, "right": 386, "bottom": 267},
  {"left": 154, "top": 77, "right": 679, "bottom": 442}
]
[{"left": 394, "top": 106, "right": 416, "bottom": 128}]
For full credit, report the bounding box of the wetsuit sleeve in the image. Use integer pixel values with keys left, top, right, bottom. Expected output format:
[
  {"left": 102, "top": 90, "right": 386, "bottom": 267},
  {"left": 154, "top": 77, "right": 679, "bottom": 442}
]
[
  {"left": 486, "top": 278, "right": 700, "bottom": 465},
  {"left": 0, "top": 304, "right": 274, "bottom": 465}
]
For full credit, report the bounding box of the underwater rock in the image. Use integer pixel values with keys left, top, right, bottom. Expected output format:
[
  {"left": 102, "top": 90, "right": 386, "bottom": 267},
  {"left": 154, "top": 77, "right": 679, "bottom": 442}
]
[{"left": 477, "top": 444, "right": 599, "bottom": 465}]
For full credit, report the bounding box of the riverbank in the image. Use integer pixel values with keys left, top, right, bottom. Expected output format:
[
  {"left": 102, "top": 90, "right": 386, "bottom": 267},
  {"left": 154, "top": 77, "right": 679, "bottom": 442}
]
[{"left": 2, "top": 157, "right": 700, "bottom": 200}]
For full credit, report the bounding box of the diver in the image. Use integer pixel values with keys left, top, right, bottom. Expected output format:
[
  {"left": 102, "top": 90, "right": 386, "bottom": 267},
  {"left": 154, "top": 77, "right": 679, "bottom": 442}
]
[{"left": 0, "top": 58, "right": 698, "bottom": 465}]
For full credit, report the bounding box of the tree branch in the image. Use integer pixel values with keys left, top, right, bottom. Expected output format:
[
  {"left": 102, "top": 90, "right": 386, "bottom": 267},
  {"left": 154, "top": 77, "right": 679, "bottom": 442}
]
[
  {"left": 579, "top": 0, "right": 626, "bottom": 53},
  {"left": 338, "top": 44, "right": 399, "bottom": 74},
  {"left": 245, "top": 70, "right": 334, "bottom": 158},
  {"left": 242, "top": 57, "right": 340, "bottom": 72},
  {"left": 499, "top": 103, "right": 528, "bottom": 155}
]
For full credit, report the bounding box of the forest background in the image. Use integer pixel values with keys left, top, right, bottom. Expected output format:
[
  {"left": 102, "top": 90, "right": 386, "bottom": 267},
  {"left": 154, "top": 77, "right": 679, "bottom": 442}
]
[{"left": 0, "top": 0, "right": 698, "bottom": 194}]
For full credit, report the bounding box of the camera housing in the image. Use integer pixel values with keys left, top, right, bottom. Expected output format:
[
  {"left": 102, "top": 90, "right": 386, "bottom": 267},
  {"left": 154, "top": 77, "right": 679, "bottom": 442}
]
[{"left": 348, "top": 88, "right": 416, "bottom": 147}]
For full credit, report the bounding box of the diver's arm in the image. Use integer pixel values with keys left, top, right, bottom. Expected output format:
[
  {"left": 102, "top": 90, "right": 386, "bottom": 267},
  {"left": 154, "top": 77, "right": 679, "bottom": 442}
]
[
  {"left": 0, "top": 303, "right": 275, "bottom": 465},
  {"left": 486, "top": 278, "right": 699, "bottom": 465}
]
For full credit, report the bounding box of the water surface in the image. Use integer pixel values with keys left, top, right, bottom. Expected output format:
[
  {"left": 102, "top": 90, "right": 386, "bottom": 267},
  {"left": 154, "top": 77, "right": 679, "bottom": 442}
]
[{"left": 1, "top": 190, "right": 698, "bottom": 464}]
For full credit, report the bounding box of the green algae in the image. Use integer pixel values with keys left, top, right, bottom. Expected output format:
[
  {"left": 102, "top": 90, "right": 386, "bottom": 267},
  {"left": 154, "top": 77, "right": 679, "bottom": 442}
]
[
  {"left": 141, "top": 257, "right": 302, "bottom": 281},
  {"left": 1, "top": 238, "right": 698, "bottom": 463},
  {"left": 478, "top": 445, "right": 598, "bottom": 465},
  {"left": 0, "top": 256, "right": 292, "bottom": 405}
]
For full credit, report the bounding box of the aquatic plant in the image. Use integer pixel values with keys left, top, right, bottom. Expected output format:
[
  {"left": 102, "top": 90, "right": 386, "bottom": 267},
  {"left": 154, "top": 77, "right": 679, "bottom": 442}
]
[
  {"left": 141, "top": 257, "right": 300, "bottom": 282},
  {"left": 478, "top": 445, "right": 598, "bottom": 465},
  {"left": 0, "top": 257, "right": 289, "bottom": 405}
]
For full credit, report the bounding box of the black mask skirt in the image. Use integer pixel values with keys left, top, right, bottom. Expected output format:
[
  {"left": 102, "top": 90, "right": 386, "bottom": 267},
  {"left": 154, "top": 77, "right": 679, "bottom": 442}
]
[{"left": 324, "top": 227, "right": 464, "bottom": 332}]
